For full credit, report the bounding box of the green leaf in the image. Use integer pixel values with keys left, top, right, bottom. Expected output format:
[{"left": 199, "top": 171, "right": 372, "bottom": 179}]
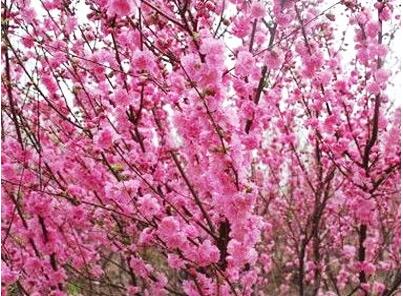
[{"left": 67, "top": 282, "right": 80, "bottom": 296}]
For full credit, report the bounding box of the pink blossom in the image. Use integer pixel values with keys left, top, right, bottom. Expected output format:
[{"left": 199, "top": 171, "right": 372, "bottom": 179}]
[
  {"left": 137, "top": 194, "right": 160, "bottom": 219},
  {"left": 374, "top": 69, "right": 389, "bottom": 84},
  {"left": 42, "top": 75, "right": 58, "bottom": 93},
  {"left": 200, "top": 38, "right": 224, "bottom": 57},
  {"left": 323, "top": 114, "right": 338, "bottom": 133},
  {"left": 24, "top": 258, "right": 42, "bottom": 274},
  {"left": 250, "top": 2, "right": 266, "bottom": 18},
  {"left": 354, "top": 198, "right": 375, "bottom": 224},
  {"left": 200, "top": 37, "right": 225, "bottom": 67},
  {"left": 48, "top": 270, "right": 66, "bottom": 286},
  {"left": 366, "top": 21, "right": 379, "bottom": 38},
  {"left": 127, "top": 286, "right": 140, "bottom": 295},
  {"left": 265, "top": 50, "right": 281, "bottom": 69},
  {"left": 114, "top": 88, "right": 130, "bottom": 105},
  {"left": 1, "top": 0, "right": 400, "bottom": 294},
  {"left": 367, "top": 81, "right": 381, "bottom": 95},
  {"left": 97, "top": 129, "right": 113, "bottom": 149},
  {"left": 233, "top": 17, "right": 252, "bottom": 38},
  {"left": 373, "top": 282, "right": 385, "bottom": 294},
  {"left": 197, "top": 240, "right": 220, "bottom": 266},
  {"left": 235, "top": 51, "right": 255, "bottom": 76},
  {"left": 107, "top": 0, "right": 136, "bottom": 17},
  {"left": 159, "top": 217, "right": 179, "bottom": 234},
  {"left": 228, "top": 239, "right": 254, "bottom": 266},
  {"left": 380, "top": 6, "right": 392, "bottom": 21},
  {"left": 132, "top": 50, "right": 154, "bottom": 71},
  {"left": 2, "top": 266, "right": 19, "bottom": 284},
  {"left": 22, "top": 35, "right": 35, "bottom": 48},
  {"left": 129, "top": 257, "right": 151, "bottom": 278},
  {"left": 167, "top": 254, "right": 185, "bottom": 270}
]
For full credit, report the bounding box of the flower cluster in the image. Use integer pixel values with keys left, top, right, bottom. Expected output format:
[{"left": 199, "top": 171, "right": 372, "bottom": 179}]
[{"left": 1, "top": 0, "right": 400, "bottom": 295}]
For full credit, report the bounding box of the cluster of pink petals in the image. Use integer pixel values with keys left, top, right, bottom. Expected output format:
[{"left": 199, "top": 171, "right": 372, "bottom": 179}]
[{"left": 1, "top": 0, "right": 400, "bottom": 295}]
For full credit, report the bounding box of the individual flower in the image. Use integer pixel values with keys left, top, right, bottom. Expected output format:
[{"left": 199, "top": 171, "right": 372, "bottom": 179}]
[
  {"left": 138, "top": 194, "right": 160, "bottom": 219},
  {"left": 235, "top": 51, "right": 255, "bottom": 76},
  {"left": 250, "top": 1, "right": 266, "bottom": 18},
  {"left": 114, "top": 88, "right": 130, "bottom": 105},
  {"left": 132, "top": 49, "right": 155, "bottom": 71},
  {"left": 97, "top": 129, "right": 113, "bottom": 149},
  {"left": 107, "top": 0, "right": 136, "bottom": 17}
]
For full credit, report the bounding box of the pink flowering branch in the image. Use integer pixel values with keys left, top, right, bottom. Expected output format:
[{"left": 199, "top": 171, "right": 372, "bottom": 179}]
[{"left": 1, "top": 0, "right": 400, "bottom": 295}]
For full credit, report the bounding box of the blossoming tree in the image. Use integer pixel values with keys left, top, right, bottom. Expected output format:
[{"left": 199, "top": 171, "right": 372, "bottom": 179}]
[{"left": 1, "top": 0, "right": 400, "bottom": 295}]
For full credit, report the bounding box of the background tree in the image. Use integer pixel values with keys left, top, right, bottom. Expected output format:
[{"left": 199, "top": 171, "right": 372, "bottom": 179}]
[{"left": 1, "top": 0, "right": 400, "bottom": 295}]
